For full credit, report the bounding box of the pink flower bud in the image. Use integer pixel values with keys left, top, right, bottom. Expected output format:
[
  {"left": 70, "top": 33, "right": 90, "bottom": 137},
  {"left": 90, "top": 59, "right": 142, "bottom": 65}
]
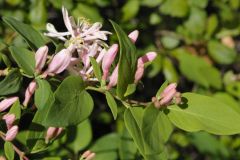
[
  {"left": 23, "top": 81, "right": 37, "bottom": 107},
  {"left": 5, "top": 125, "right": 18, "bottom": 141},
  {"left": 46, "top": 49, "right": 71, "bottom": 75},
  {"left": 160, "top": 83, "right": 177, "bottom": 98},
  {"left": 45, "top": 127, "right": 63, "bottom": 143},
  {"left": 2, "top": 113, "right": 16, "bottom": 129},
  {"left": 102, "top": 44, "right": 118, "bottom": 80},
  {"left": 137, "top": 52, "right": 157, "bottom": 65},
  {"left": 160, "top": 88, "right": 177, "bottom": 106},
  {"left": 134, "top": 63, "right": 144, "bottom": 83},
  {"left": 0, "top": 97, "right": 18, "bottom": 112},
  {"left": 107, "top": 65, "right": 118, "bottom": 89},
  {"left": 81, "top": 150, "right": 96, "bottom": 160},
  {"left": 128, "top": 30, "right": 139, "bottom": 43},
  {"left": 35, "top": 46, "right": 48, "bottom": 72}
]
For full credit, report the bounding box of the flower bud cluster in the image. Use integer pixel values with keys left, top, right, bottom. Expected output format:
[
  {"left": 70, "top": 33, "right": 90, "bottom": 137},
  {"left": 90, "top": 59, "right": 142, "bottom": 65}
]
[{"left": 152, "top": 83, "right": 182, "bottom": 108}]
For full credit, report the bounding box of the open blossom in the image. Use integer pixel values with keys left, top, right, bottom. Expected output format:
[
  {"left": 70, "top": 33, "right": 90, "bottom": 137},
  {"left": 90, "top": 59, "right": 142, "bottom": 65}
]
[
  {"left": 0, "top": 97, "right": 18, "bottom": 112},
  {"left": 44, "top": 7, "right": 111, "bottom": 54},
  {"left": 5, "top": 125, "right": 18, "bottom": 141}
]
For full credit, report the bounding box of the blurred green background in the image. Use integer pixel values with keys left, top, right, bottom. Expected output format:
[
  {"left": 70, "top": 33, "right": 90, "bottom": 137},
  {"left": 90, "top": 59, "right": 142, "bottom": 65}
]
[{"left": 0, "top": 0, "right": 240, "bottom": 159}]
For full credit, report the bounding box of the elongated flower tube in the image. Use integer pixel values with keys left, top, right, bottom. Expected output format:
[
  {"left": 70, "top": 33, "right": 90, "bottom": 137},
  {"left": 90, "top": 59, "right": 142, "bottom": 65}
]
[
  {"left": 160, "top": 83, "right": 177, "bottom": 98},
  {"left": 102, "top": 44, "right": 118, "bottom": 80},
  {"left": 0, "top": 97, "right": 18, "bottom": 112},
  {"left": 35, "top": 46, "right": 48, "bottom": 73},
  {"left": 45, "top": 127, "right": 63, "bottom": 143},
  {"left": 134, "top": 52, "right": 157, "bottom": 83},
  {"left": 159, "top": 87, "right": 177, "bottom": 106},
  {"left": 2, "top": 113, "right": 16, "bottom": 130},
  {"left": 46, "top": 48, "right": 72, "bottom": 75},
  {"left": 23, "top": 80, "right": 37, "bottom": 107},
  {"left": 107, "top": 65, "right": 118, "bottom": 89},
  {"left": 128, "top": 30, "right": 139, "bottom": 43},
  {"left": 5, "top": 125, "right": 18, "bottom": 141}
]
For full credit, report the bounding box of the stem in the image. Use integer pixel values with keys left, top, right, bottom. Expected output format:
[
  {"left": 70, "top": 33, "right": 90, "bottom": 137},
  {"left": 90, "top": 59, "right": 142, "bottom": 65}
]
[
  {"left": 86, "top": 86, "right": 150, "bottom": 107},
  {"left": 0, "top": 131, "right": 29, "bottom": 160}
]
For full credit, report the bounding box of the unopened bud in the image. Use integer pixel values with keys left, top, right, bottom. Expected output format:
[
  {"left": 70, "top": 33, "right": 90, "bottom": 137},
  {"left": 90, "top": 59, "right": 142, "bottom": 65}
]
[
  {"left": 107, "top": 65, "right": 118, "bottom": 89},
  {"left": 137, "top": 52, "right": 157, "bottom": 65},
  {"left": 81, "top": 150, "right": 96, "bottom": 160},
  {"left": 102, "top": 44, "right": 118, "bottom": 80},
  {"left": 128, "top": 30, "right": 139, "bottom": 43},
  {"left": 0, "top": 97, "right": 18, "bottom": 112},
  {"left": 2, "top": 113, "right": 16, "bottom": 129},
  {"left": 5, "top": 125, "right": 18, "bottom": 141},
  {"left": 134, "top": 63, "right": 144, "bottom": 83},
  {"left": 160, "top": 87, "right": 177, "bottom": 106},
  {"left": 160, "top": 83, "right": 177, "bottom": 98},
  {"left": 35, "top": 46, "right": 48, "bottom": 73},
  {"left": 45, "top": 127, "right": 63, "bottom": 143},
  {"left": 46, "top": 49, "right": 71, "bottom": 75},
  {"left": 23, "top": 81, "right": 37, "bottom": 106}
]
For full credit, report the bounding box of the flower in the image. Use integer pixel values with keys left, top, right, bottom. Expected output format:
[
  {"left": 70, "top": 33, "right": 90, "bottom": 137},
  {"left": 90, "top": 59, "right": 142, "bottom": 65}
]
[
  {"left": 2, "top": 113, "right": 16, "bottom": 129},
  {"left": 45, "top": 127, "right": 63, "bottom": 143},
  {"left": 0, "top": 97, "right": 18, "bottom": 112},
  {"left": 80, "top": 150, "right": 96, "bottom": 160},
  {"left": 5, "top": 125, "right": 18, "bottom": 141},
  {"left": 44, "top": 7, "right": 111, "bottom": 55},
  {"left": 102, "top": 44, "right": 118, "bottom": 80},
  {"left": 23, "top": 80, "right": 37, "bottom": 107},
  {"left": 35, "top": 46, "right": 48, "bottom": 73}
]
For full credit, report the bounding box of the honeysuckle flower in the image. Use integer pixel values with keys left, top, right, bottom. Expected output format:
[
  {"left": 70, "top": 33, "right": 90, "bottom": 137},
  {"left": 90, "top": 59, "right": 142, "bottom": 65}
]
[
  {"left": 107, "top": 65, "right": 118, "bottom": 89},
  {"left": 102, "top": 44, "right": 118, "bottom": 80},
  {"left": 134, "top": 52, "right": 157, "bottom": 83},
  {"left": 159, "top": 87, "right": 177, "bottom": 106},
  {"left": 35, "top": 46, "right": 48, "bottom": 73},
  {"left": 0, "top": 97, "right": 18, "bottom": 112},
  {"left": 45, "top": 127, "right": 63, "bottom": 143},
  {"left": 80, "top": 150, "right": 96, "bottom": 160},
  {"left": 46, "top": 48, "right": 72, "bottom": 75},
  {"left": 45, "top": 7, "right": 111, "bottom": 56},
  {"left": 23, "top": 80, "right": 37, "bottom": 107},
  {"left": 5, "top": 125, "right": 18, "bottom": 141},
  {"left": 2, "top": 113, "right": 16, "bottom": 130},
  {"left": 128, "top": 30, "right": 139, "bottom": 43}
]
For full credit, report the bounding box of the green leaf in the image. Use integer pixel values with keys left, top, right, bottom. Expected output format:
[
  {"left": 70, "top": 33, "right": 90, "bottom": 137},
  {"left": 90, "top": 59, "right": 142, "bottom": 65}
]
[
  {"left": 0, "top": 68, "right": 22, "bottom": 96},
  {"left": 4, "top": 142, "right": 14, "bottom": 160},
  {"left": 141, "top": 105, "right": 173, "bottom": 155},
  {"left": 9, "top": 46, "right": 35, "bottom": 76},
  {"left": 160, "top": 0, "right": 189, "bottom": 17},
  {"left": 226, "top": 82, "right": 240, "bottom": 98},
  {"left": 29, "top": 0, "right": 47, "bottom": 27},
  {"left": 124, "top": 83, "right": 137, "bottom": 97},
  {"left": 9, "top": 100, "right": 21, "bottom": 119},
  {"left": 124, "top": 107, "right": 145, "bottom": 155},
  {"left": 105, "top": 91, "right": 118, "bottom": 120},
  {"left": 167, "top": 93, "right": 240, "bottom": 135},
  {"left": 207, "top": 40, "right": 237, "bottom": 65},
  {"left": 44, "top": 76, "right": 94, "bottom": 127},
  {"left": 161, "top": 36, "right": 179, "bottom": 49},
  {"left": 35, "top": 79, "right": 54, "bottom": 110},
  {"left": 67, "top": 119, "right": 92, "bottom": 153},
  {"left": 162, "top": 57, "right": 178, "bottom": 83},
  {"left": 173, "top": 48, "right": 221, "bottom": 89},
  {"left": 188, "top": 0, "right": 208, "bottom": 8},
  {"left": 90, "top": 133, "right": 119, "bottom": 160},
  {"left": 110, "top": 21, "right": 137, "bottom": 99},
  {"left": 205, "top": 14, "right": 218, "bottom": 39},
  {"left": 122, "top": 0, "right": 140, "bottom": 21},
  {"left": 141, "top": 0, "right": 163, "bottom": 7},
  {"left": 3, "top": 16, "right": 46, "bottom": 50},
  {"left": 90, "top": 57, "right": 102, "bottom": 82}
]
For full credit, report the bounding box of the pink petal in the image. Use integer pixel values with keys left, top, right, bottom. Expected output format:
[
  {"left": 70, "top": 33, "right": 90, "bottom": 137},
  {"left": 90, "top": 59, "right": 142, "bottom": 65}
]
[
  {"left": 3, "top": 113, "right": 16, "bottom": 130},
  {"left": 0, "top": 97, "right": 18, "bottom": 112},
  {"left": 102, "top": 44, "right": 118, "bottom": 80},
  {"left": 23, "top": 81, "right": 37, "bottom": 106},
  {"left": 128, "top": 30, "right": 139, "bottom": 43},
  {"left": 35, "top": 46, "right": 48, "bottom": 72},
  {"left": 5, "top": 125, "right": 18, "bottom": 141},
  {"left": 107, "top": 65, "right": 119, "bottom": 89},
  {"left": 137, "top": 52, "right": 157, "bottom": 65}
]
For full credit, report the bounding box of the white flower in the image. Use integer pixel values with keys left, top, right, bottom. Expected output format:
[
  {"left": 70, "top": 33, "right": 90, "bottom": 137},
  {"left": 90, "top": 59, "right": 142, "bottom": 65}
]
[{"left": 44, "top": 7, "right": 111, "bottom": 54}]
